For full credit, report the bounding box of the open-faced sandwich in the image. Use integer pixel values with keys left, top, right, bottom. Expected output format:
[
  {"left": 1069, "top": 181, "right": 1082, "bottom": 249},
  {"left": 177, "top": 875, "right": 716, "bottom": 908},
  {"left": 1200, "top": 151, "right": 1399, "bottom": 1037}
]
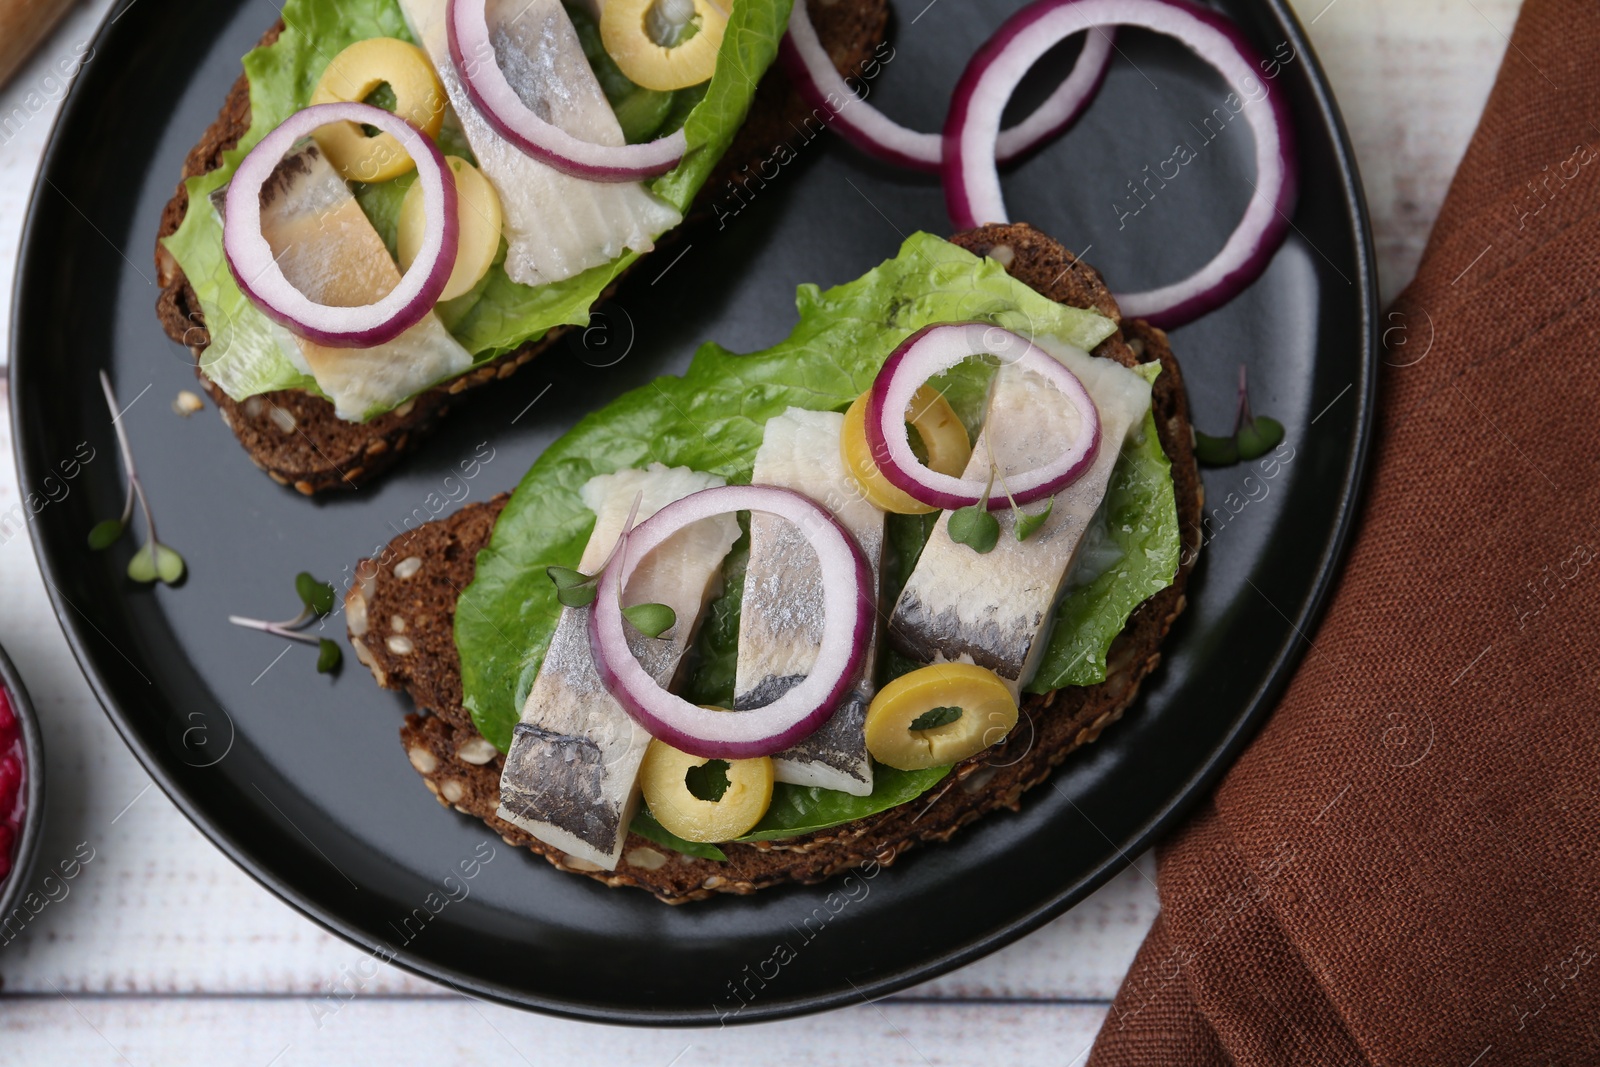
[
  {"left": 346, "top": 224, "right": 1203, "bottom": 903},
  {"left": 153, "top": 0, "right": 888, "bottom": 493}
]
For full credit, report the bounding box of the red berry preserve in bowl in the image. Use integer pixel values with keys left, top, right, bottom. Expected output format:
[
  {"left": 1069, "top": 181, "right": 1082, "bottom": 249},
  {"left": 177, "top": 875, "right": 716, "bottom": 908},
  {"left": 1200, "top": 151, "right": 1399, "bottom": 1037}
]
[
  {"left": 0, "top": 644, "right": 44, "bottom": 914},
  {"left": 0, "top": 688, "right": 24, "bottom": 880}
]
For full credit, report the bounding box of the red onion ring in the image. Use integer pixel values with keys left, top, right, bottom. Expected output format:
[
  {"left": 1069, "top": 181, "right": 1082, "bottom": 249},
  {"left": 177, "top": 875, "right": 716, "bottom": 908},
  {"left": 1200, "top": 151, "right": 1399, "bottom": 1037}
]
[
  {"left": 778, "top": 0, "right": 1116, "bottom": 172},
  {"left": 866, "top": 323, "right": 1100, "bottom": 510},
  {"left": 590, "top": 485, "right": 872, "bottom": 759},
  {"left": 223, "top": 102, "right": 459, "bottom": 349},
  {"left": 448, "top": 0, "right": 687, "bottom": 181},
  {"left": 944, "top": 0, "right": 1298, "bottom": 328}
]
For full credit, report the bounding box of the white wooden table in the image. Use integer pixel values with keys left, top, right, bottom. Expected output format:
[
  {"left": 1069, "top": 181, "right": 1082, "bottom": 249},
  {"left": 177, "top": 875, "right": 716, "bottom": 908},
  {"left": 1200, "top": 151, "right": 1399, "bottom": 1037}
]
[{"left": 0, "top": 0, "right": 1513, "bottom": 1061}]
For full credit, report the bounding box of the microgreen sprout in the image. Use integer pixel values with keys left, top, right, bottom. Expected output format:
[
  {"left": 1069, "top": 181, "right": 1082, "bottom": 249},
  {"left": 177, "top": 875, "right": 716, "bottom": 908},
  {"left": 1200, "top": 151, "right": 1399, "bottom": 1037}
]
[
  {"left": 89, "top": 371, "right": 186, "bottom": 584},
  {"left": 1013, "top": 499, "right": 1054, "bottom": 541},
  {"left": 949, "top": 435, "right": 1054, "bottom": 554},
  {"left": 546, "top": 565, "right": 599, "bottom": 608},
  {"left": 948, "top": 468, "right": 1001, "bottom": 554},
  {"left": 544, "top": 491, "right": 649, "bottom": 609},
  {"left": 229, "top": 571, "right": 342, "bottom": 674},
  {"left": 1194, "top": 364, "right": 1285, "bottom": 467},
  {"left": 991, "top": 447, "right": 1054, "bottom": 544},
  {"left": 545, "top": 562, "right": 674, "bottom": 634}
]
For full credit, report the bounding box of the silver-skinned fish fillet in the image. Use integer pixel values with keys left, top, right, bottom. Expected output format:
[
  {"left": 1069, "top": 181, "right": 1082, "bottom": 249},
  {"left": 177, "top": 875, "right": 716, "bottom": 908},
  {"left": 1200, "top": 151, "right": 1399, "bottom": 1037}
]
[
  {"left": 400, "top": 0, "right": 682, "bottom": 287},
  {"left": 889, "top": 342, "right": 1154, "bottom": 695},
  {"left": 734, "top": 408, "right": 885, "bottom": 796},
  {"left": 213, "top": 145, "right": 473, "bottom": 421},
  {"left": 497, "top": 465, "right": 739, "bottom": 869}
]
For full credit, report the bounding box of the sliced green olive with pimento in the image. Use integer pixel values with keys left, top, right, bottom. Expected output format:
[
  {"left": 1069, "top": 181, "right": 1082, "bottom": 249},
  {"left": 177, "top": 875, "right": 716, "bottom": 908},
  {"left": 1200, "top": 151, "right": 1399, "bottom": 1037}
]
[
  {"left": 864, "top": 663, "right": 1019, "bottom": 771},
  {"left": 308, "top": 38, "right": 446, "bottom": 183},
  {"left": 601, "top": 0, "right": 727, "bottom": 91},
  {"left": 639, "top": 710, "right": 775, "bottom": 843}
]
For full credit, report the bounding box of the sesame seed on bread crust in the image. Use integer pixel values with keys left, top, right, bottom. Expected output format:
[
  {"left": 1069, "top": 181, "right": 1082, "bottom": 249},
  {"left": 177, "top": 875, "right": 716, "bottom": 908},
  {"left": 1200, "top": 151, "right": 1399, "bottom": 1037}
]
[
  {"left": 347, "top": 223, "right": 1204, "bottom": 903},
  {"left": 153, "top": 0, "right": 892, "bottom": 494}
]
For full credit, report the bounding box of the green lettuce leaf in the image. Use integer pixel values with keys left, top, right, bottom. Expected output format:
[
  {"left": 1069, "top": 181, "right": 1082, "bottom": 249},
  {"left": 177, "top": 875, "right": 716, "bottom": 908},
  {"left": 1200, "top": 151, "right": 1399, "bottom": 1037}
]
[
  {"left": 629, "top": 810, "right": 728, "bottom": 861},
  {"left": 737, "top": 764, "right": 951, "bottom": 841},
  {"left": 455, "top": 233, "right": 1178, "bottom": 850},
  {"left": 159, "top": 0, "right": 791, "bottom": 414}
]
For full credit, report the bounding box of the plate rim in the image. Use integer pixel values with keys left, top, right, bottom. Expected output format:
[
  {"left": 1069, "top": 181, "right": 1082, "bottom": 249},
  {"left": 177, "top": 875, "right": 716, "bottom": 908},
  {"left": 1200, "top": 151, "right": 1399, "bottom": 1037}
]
[{"left": 10, "top": 0, "right": 1379, "bottom": 1025}]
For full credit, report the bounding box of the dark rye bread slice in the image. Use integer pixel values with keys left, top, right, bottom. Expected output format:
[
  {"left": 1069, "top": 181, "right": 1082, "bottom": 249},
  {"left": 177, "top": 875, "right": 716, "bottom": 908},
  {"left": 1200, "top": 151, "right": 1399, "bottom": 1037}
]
[
  {"left": 346, "top": 222, "right": 1205, "bottom": 903},
  {"left": 153, "top": 0, "right": 891, "bottom": 495}
]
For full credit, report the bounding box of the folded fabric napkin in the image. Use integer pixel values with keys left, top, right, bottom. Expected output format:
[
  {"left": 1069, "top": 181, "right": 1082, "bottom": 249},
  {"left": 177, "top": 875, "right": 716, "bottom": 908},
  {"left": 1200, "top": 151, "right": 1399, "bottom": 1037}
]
[{"left": 1088, "top": 1, "right": 1600, "bottom": 1062}]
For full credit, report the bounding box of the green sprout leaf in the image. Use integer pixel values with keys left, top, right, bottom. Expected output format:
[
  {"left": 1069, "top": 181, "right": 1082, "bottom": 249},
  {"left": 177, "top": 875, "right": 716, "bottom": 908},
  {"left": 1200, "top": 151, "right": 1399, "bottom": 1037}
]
[
  {"left": 546, "top": 565, "right": 599, "bottom": 608},
  {"left": 128, "top": 543, "right": 186, "bottom": 585},
  {"left": 1193, "top": 431, "right": 1241, "bottom": 467},
  {"left": 623, "top": 602, "right": 677, "bottom": 639},
  {"left": 316, "top": 638, "right": 343, "bottom": 674},
  {"left": 296, "top": 571, "right": 336, "bottom": 616},
  {"left": 951, "top": 464, "right": 1002, "bottom": 554},
  {"left": 630, "top": 808, "right": 728, "bottom": 861},
  {"left": 1014, "top": 499, "right": 1054, "bottom": 542},
  {"left": 909, "top": 706, "right": 963, "bottom": 731},
  {"left": 153, "top": 544, "right": 186, "bottom": 584},
  {"left": 1196, "top": 365, "right": 1285, "bottom": 467},
  {"left": 1236, "top": 416, "right": 1285, "bottom": 461},
  {"left": 88, "top": 519, "right": 125, "bottom": 551},
  {"left": 684, "top": 759, "right": 732, "bottom": 802},
  {"left": 949, "top": 503, "right": 1000, "bottom": 554},
  {"left": 127, "top": 546, "right": 157, "bottom": 583},
  {"left": 557, "top": 584, "right": 598, "bottom": 609},
  {"left": 547, "top": 565, "right": 590, "bottom": 589}
]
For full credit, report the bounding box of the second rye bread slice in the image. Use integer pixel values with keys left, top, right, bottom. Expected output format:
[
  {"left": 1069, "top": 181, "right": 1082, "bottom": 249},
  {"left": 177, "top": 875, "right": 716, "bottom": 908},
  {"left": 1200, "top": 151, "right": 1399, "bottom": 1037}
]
[
  {"left": 154, "top": 0, "right": 890, "bottom": 495},
  {"left": 347, "top": 223, "right": 1205, "bottom": 903}
]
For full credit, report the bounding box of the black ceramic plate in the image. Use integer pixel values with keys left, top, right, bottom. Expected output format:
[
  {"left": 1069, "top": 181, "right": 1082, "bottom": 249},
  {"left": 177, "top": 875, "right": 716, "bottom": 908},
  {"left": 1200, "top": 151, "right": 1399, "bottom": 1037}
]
[{"left": 11, "top": 0, "right": 1375, "bottom": 1024}]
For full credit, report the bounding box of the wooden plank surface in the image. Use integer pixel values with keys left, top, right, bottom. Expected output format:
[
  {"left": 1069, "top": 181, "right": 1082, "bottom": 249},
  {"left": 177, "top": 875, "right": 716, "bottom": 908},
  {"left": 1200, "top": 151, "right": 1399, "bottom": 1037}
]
[
  {"left": 0, "top": 0, "right": 1514, "bottom": 1058},
  {"left": 3, "top": 998, "right": 1116, "bottom": 1064}
]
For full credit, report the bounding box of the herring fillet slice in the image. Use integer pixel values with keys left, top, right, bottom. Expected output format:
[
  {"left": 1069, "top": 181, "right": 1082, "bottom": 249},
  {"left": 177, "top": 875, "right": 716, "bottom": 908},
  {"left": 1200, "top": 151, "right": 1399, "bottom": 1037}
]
[
  {"left": 889, "top": 343, "right": 1154, "bottom": 695},
  {"left": 215, "top": 146, "right": 473, "bottom": 421},
  {"left": 497, "top": 465, "right": 739, "bottom": 869},
  {"left": 400, "top": 0, "right": 682, "bottom": 288},
  {"left": 734, "top": 408, "right": 885, "bottom": 796}
]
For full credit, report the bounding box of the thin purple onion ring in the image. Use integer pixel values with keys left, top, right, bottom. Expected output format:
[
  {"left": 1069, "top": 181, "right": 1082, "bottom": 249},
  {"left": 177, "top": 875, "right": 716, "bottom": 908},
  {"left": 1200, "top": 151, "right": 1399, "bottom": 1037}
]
[
  {"left": 944, "top": 0, "right": 1298, "bottom": 328},
  {"left": 448, "top": 0, "right": 686, "bottom": 181},
  {"left": 223, "top": 102, "right": 459, "bottom": 349},
  {"left": 866, "top": 323, "right": 1100, "bottom": 510},
  {"left": 590, "top": 485, "right": 872, "bottom": 760},
  {"left": 778, "top": 0, "right": 1116, "bottom": 172}
]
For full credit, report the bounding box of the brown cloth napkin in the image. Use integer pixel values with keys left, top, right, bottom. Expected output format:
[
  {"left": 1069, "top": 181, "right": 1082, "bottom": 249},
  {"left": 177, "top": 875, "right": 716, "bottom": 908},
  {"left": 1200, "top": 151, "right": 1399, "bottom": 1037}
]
[{"left": 1087, "top": 1, "right": 1600, "bottom": 1063}]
